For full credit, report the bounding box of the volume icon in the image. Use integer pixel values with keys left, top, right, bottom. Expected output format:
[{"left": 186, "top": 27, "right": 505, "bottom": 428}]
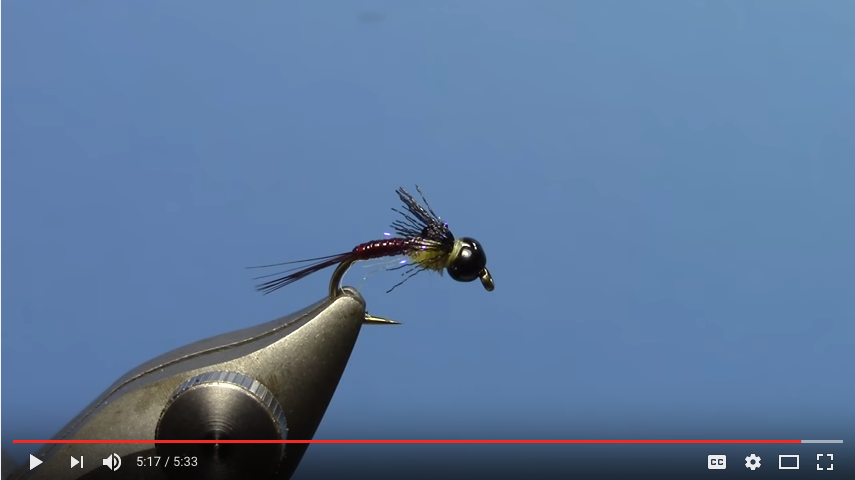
[{"left": 103, "top": 453, "right": 121, "bottom": 471}]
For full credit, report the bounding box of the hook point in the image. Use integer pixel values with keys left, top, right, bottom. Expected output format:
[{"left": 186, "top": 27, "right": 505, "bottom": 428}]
[{"left": 363, "top": 313, "right": 402, "bottom": 325}]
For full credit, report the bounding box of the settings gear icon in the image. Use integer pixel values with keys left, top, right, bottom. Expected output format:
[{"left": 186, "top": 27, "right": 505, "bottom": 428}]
[{"left": 745, "top": 454, "right": 761, "bottom": 470}]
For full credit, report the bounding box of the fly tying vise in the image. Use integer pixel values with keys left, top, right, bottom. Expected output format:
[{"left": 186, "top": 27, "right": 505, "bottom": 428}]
[{"left": 248, "top": 186, "right": 494, "bottom": 325}]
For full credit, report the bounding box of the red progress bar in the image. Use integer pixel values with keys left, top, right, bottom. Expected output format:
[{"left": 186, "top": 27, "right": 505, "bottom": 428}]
[{"left": 13, "top": 440, "right": 802, "bottom": 444}]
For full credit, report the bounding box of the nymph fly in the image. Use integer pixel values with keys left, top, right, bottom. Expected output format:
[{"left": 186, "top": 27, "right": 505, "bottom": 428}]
[{"left": 248, "top": 186, "right": 494, "bottom": 300}]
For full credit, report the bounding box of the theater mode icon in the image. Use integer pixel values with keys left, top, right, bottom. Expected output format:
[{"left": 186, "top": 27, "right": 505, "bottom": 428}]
[
  {"left": 708, "top": 455, "right": 726, "bottom": 469},
  {"left": 779, "top": 454, "right": 799, "bottom": 470}
]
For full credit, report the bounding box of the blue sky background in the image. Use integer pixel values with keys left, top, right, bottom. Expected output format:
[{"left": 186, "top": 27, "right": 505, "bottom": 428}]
[{"left": 3, "top": 0, "right": 853, "bottom": 475}]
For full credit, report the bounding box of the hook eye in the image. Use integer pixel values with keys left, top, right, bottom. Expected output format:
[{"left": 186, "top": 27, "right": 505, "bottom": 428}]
[{"left": 479, "top": 268, "right": 495, "bottom": 291}]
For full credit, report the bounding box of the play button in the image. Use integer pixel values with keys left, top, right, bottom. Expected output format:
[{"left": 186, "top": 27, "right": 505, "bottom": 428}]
[{"left": 29, "top": 454, "right": 42, "bottom": 470}]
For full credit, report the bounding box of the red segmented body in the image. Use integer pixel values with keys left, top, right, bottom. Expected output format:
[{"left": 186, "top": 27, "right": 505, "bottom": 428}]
[{"left": 352, "top": 237, "right": 420, "bottom": 260}]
